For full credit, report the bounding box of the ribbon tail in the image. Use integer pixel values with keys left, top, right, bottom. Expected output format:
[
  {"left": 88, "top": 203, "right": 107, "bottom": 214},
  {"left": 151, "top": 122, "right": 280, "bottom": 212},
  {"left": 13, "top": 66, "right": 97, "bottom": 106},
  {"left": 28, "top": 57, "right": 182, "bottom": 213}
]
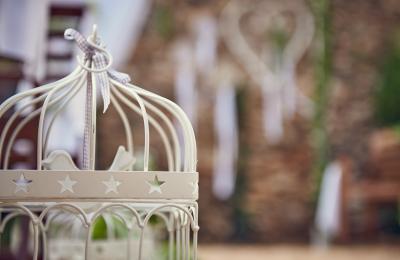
[
  {"left": 93, "top": 54, "right": 111, "bottom": 113},
  {"left": 101, "top": 81, "right": 111, "bottom": 113},
  {"left": 108, "top": 69, "right": 131, "bottom": 84}
]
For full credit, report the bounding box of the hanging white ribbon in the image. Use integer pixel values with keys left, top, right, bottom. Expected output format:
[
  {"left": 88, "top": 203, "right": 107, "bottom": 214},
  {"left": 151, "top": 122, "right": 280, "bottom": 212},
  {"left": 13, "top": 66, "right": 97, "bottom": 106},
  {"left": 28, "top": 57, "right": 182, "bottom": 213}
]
[
  {"left": 315, "top": 161, "right": 343, "bottom": 244},
  {"left": 213, "top": 80, "right": 238, "bottom": 200},
  {"left": 192, "top": 15, "right": 218, "bottom": 76},
  {"left": 173, "top": 41, "right": 198, "bottom": 128},
  {"left": 64, "top": 28, "right": 131, "bottom": 113},
  {"left": 262, "top": 75, "right": 284, "bottom": 143}
]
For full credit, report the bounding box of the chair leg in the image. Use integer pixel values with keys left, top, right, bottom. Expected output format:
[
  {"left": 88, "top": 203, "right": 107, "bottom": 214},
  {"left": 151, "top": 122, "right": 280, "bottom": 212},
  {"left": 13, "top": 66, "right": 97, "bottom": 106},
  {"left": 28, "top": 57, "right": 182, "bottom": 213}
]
[{"left": 364, "top": 203, "right": 379, "bottom": 239}]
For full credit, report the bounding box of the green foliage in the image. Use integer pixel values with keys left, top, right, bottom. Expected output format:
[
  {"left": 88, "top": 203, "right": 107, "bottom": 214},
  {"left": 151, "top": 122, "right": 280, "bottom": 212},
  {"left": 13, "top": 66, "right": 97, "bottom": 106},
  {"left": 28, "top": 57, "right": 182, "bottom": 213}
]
[
  {"left": 92, "top": 216, "right": 108, "bottom": 240},
  {"left": 309, "top": 0, "right": 332, "bottom": 201},
  {"left": 154, "top": 5, "right": 174, "bottom": 40},
  {"left": 232, "top": 86, "right": 251, "bottom": 241},
  {"left": 392, "top": 124, "right": 400, "bottom": 139},
  {"left": 113, "top": 216, "right": 129, "bottom": 238},
  {"left": 0, "top": 217, "right": 16, "bottom": 247},
  {"left": 375, "top": 35, "right": 400, "bottom": 126},
  {"left": 269, "top": 27, "right": 289, "bottom": 55},
  {"left": 91, "top": 215, "right": 128, "bottom": 240}
]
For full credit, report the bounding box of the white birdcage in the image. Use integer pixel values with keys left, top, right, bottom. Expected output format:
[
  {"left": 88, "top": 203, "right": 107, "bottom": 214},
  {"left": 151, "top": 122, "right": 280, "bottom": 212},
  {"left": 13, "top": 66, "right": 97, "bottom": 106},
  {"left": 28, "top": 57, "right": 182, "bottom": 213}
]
[{"left": 0, "top": 26, "right": 199, "bottom": 260}]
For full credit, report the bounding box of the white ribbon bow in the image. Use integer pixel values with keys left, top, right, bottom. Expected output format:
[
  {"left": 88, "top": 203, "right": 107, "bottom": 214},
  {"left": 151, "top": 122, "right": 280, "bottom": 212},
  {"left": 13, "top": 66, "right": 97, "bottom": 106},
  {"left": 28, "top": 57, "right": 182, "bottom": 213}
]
[{"left": 64, "top": 28, "right": 131, "bottom": 113}]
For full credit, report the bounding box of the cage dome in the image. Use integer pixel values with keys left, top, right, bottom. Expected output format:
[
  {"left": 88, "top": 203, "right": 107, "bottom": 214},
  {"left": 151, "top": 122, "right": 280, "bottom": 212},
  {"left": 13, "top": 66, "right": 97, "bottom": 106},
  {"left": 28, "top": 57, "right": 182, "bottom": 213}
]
[{"left": 0, "top": 26, "right": 199, "bottom": 260}]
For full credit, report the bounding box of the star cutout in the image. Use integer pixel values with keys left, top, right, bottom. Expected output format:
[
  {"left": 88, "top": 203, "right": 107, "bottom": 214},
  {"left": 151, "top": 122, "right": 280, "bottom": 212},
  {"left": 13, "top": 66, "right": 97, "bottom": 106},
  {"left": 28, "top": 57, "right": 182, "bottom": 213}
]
[
  {"left": 189, "top": 181, "right": 199, "bottom": 195},
  {"left": 146, "top": 175, "right": 166, "bottom": 194},
  {"left": 102, "top": 176, "right": 121, "bottom": 194},
  {"left": 58, "top": 175, "right": 77, "bottom": 193},
  {"left": 13, "top": 174, "right": 32, "bottom": 193}
]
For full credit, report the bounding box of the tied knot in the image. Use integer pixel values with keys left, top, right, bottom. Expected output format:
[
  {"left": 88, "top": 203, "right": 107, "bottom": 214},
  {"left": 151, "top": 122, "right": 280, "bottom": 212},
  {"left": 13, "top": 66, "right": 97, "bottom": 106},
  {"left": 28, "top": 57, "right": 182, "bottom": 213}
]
[{"left": 64, "top": 28, "right": 131, "bottom": 112}]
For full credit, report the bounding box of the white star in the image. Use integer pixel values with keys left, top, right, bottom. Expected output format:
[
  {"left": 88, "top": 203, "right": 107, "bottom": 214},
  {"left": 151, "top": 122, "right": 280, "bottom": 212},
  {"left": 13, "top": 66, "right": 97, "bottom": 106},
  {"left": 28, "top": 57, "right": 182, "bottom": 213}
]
[
  {"left": 58, "top": 175, "right": 77, "bottom": 193},
  {"left": 146, "top": 175, "right": 166, "bottom": 194},
  {"left": 13, "top": 174, "right": 32, "bottom": 193},
  {"left": 102, "top": 176, "right": 121, "bottom": 194},
  {"left": 189, "top": 181, "right": 199, "bottom": 196}
]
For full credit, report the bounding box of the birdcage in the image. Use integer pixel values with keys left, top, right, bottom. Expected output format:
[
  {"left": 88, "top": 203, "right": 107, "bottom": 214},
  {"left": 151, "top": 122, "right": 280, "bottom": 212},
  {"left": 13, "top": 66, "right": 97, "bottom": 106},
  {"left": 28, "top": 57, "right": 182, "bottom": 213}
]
[{"left": 0, "top": 26, "right": 199, "bottom": 260}]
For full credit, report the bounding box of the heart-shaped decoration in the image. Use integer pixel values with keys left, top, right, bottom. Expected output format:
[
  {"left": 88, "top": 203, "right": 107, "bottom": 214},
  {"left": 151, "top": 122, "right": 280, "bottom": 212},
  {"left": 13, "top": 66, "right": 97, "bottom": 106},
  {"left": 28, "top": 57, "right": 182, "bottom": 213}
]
[{"left": 220, "top": 0, "right": 314, "bottom": 142}]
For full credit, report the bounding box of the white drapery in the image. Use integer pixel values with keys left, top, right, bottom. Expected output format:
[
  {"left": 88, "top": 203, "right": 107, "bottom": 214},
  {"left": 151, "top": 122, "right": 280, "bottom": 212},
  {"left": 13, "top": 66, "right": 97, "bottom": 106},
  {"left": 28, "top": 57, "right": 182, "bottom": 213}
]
[
  {"left": 173, "top": 41, "right": 198, "bottom": 129},
  {"left": 315, "top": 161, "right": 343, "bottom": 244},
  {"left": 0, "top": 0, "right": 49, "bottom": 80},
  {"left": 213, "top": 82, "right": 238, "bottom": 200}
]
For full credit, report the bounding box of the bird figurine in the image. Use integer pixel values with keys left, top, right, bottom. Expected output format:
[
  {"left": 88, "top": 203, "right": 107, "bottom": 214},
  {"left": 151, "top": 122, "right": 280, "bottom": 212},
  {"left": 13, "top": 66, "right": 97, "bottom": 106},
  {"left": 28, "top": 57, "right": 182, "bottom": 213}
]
[
  {"left": 109, "top": 146, "right": 136, "bottom": 171},
  {"left": 42, "top": 150, "right": 79, "bottom": 171}
]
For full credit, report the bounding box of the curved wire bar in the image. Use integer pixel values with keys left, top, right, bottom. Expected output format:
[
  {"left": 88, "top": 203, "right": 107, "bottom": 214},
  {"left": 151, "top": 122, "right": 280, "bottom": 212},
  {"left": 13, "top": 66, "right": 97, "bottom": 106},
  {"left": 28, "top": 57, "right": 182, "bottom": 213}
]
[
  {"left": 138, "top": 204, "right": 198, "bottom": 260},
  {"left": 111, "top": 81, "right": 151, "bottom": 172},
  {"left": 113, "top": 80, "right": 195, "bottom": 171},
  {"left": 134, "top": 85, "right": 197, "bottom": 172},
  {"left": 85, "top": 203, "right": 143, "bottom": 260},
  {"left": 4, "top": 205, "right": 76, "bottom": 257},
  {"left": 142, "top": 211, "right": 174, "bottom": 260},
  {"left": 127, "top": 84, "right": 192, "bottom": 172},
  {"left": 125, "top": 87, "right": 150, "bottom": 172},
  {"left": 43, "top": 73, "right": 87, "bottom": 156},
  {"left": 0, "top": 92, "right": 48, "bottom": 166},
  {"left": 151, "top": 211, "right": 172, "bottom": 232},
  {"left": 112, "top": 83, "right": 181, "bottom": 171},
  {"left": 112, "top": 85, "right": 180, "bottom": 171},
  {"left": 115, "top": 81, "right": 197, "bottom": 172},
  {"left": 0, "top": 203, "right": 40, "bottom": 260},
  {"left": 0, "top": 211, "right": 28, "bottom": 234},
  {"left": 0, "top": 202, "right": 198, "bottom": 260},
  {"left": 38, "top": 66, "right": 89, "bottom": 169},
  {"left": 0, "top": 66, "right": 84, "bottom": 119},
  {"left": 109, "top": 92, "right": 134, "bottom": 155},
  {"left": 2, "top": 80, "right": 82, "bottom": 169},
  {"left": 139, "top": 98, "right": 181, "bottom": 171},
  {"left": 110, "top": 209, "right": 150, "bottom": 260},
  {"left": 103, "top": 212, "right": 128, "bottom": 237},
  {"left": 39, "top": 203, "right": 92, "bottom": 260},
  {"left": 39, "top": 203, "right": 90, "bottom": 228},
  {"left": 174, "top": 211, "right": 181, "bottom": 260},
  {"left": 89, "top": 204, "right": 143, "bottom": 229},
  {"left": 168, "top": 213, "right": 175, "bottom": 260},
  {"left": 0, "top": 64, "right": 196, "bottom": 172},
  {"left": 0, "top": 69, "right": 85, "bottom": 167},
  {"left": 191, "top": 203, "right": 199, "bottom": 260},
  {"left": 101, "top": 211, "right": 135, "bottom": 260},
  {"left": 0, "top": 210, "right": 50, "bottom": 260},
  {"left": 111, "top": 87, "right": 174, "bottom": 171}
]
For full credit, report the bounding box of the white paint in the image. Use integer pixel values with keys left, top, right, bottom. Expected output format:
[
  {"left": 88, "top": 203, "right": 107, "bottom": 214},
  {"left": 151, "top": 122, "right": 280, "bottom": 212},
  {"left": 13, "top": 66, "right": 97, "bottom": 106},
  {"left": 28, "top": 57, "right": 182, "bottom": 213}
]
[
  {"left": 58, "top": 175, "right": 77, "bottom": 193},
  {"left": 102, "top": 175, "right": 122, "bottom": 194}
]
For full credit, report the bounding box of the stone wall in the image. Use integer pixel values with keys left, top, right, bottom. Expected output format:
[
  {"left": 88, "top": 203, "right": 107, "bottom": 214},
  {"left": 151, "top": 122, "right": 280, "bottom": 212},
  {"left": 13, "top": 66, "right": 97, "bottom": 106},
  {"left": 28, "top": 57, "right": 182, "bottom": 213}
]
[
  {"left": 329, "top": 0, "right": 400, "bottom": 176},
  {"left": 97, "top": 0, "right": 400, "bottom": 242}
]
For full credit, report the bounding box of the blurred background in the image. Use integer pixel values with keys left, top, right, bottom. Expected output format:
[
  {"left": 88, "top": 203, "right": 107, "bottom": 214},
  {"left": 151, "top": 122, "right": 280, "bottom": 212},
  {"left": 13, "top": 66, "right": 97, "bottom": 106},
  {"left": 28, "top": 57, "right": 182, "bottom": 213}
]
[{"left": 1, "top": 0, "right": 400, "bottom": 259}]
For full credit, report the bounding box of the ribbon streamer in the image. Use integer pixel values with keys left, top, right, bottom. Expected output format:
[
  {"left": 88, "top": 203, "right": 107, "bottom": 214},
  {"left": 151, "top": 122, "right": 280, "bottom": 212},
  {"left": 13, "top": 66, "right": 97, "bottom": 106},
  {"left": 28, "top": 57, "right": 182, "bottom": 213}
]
[
  {"left": 64, "top": 28, "right": 131, "bottom": 170},
  {"left": 64, "top": 28, "right": 131, "bottom": 113},
  {"left": 213, "top": 82, "right": 238, "bottom": 200}
]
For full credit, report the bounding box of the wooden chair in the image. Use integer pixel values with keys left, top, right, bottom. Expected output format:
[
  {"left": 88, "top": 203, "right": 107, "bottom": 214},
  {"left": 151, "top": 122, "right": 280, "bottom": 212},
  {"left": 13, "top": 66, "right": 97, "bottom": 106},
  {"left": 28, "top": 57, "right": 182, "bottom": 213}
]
[{"left": 339, "top": 130, "right": 400, "bottom": 241}]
